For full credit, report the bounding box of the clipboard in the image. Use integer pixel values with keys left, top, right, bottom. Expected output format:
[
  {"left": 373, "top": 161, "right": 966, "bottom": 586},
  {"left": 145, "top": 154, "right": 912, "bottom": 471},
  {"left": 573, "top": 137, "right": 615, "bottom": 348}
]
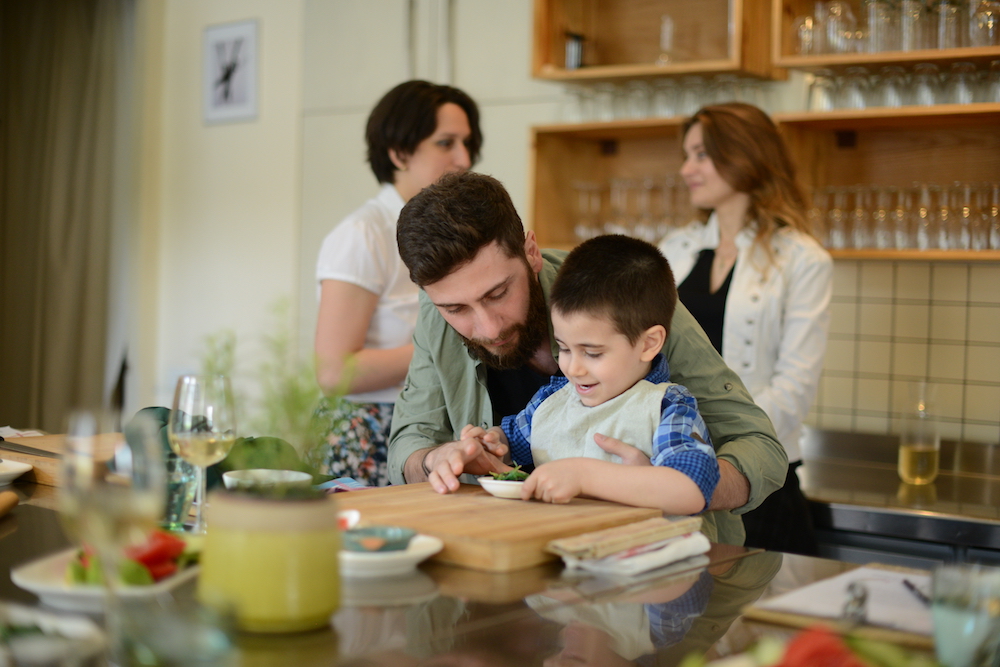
[{"left": 742, "top": 563, "right": 935, "bottom": 650}]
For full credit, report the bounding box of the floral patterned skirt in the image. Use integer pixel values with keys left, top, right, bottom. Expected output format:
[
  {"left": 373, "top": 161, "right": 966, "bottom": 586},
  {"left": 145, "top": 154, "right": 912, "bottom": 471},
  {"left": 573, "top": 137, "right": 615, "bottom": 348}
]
[{"left": 308, "top": 397, "right": 394, "bottom": 487}]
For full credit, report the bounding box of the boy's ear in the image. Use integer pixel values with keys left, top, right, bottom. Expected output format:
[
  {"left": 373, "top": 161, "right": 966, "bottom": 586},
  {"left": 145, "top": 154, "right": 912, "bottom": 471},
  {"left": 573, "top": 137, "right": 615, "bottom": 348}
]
[{"left": 639, "top": 325, "right": 666, "bottom": 362}]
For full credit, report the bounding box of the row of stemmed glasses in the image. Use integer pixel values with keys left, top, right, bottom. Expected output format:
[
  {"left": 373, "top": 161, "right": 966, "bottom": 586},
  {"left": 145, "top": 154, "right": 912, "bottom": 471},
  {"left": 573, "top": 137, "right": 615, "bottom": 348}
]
[
  {"left": 572, "top": 177, "right": 695, "bottom": 243},
  {"left": 809, "top": 182, "right": 1000, "bottom": 250},
  {"left": 808, "top": 60, "right": 1000, "bottom": 111},
  {"left": 58, "top": 375, "right": 236, "bottom": 662}
]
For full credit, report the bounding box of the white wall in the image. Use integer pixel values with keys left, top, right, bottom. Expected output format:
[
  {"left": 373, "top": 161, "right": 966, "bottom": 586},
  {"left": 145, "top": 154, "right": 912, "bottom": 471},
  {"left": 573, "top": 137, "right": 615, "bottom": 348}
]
[{"left": 148, "top": 1, "right": 304, "bottom": 407}]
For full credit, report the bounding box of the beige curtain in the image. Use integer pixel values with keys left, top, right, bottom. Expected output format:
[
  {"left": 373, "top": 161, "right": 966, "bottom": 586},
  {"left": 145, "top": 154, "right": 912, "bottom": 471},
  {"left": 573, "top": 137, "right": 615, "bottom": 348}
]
[{"left": 1, "top": 0, "right": 133, "bottom": 432}]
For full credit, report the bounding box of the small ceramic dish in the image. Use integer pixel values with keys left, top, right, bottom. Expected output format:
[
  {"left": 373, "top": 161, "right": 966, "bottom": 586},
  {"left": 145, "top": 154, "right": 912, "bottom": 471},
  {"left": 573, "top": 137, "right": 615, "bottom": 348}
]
[
  {"left": 222, "top": 469, "right": 313, "bottom": 491},
  {"left": 339, "top": 535, "right": 443, "bottom": 578},
  {"left": 478, "top": 477, "right": 526, "bottom": 500},
  {"left": 0, "top": 459, "right": 33, "bottom": 486},
  {"left": 342, "top": 526, "right": 416, "bottom": 552}
]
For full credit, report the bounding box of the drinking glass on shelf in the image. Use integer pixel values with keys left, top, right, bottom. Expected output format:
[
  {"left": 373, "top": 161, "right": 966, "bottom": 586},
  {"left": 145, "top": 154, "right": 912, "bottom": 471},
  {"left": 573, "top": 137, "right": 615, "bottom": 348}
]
[
  {"left": 651, "top": 79, "right": 677, "bottom": 117},
  {"left": 900, "top": 0, "right": 930, "bottom": 50},
  {"left": 624, "top": 80, "right": 651, "bottom": 119},
  {"left": 827, "top": 187, "right": 849, "bottom": 249},
  {"left": 633, "top": 178, "right": 659, "bottom": 242},
  {"left": 677, "top": 76, "right": 707, "bottom": 116},
  {"left": 850, "top": 185, "right": 873, "bottom": 248},
  {"left": 876, "top": 66, "right": 909, "bottom": 107},
  {"left": 932, "top": 0, "right": 963, "bottom": 47},
  {"left": 988, "top": 182, "right": 1000, "bottom": 249},
  {"left": 711, "top": 74, "right": 741, "bottom": 104},
  {"left": 656, "top": 14, "right": 676, "bottom": 65},
  {"left": 985, "top": 60, "right": 1000, "bottom": 103},
  {"left": 593, "top": 83, "right": 616, "bottom": 122},
  {"left": 872, "top": 187, "right": 894, "bottom": 249},
  {"left": 935, "top": 184, "right": 953, "bottom": 249},
  {"left": 970, "top": 0, "right": 1000, "bottom": 46},
  {"left": 60, "top": 409, "right": 165, "bottom": 662},
  {"left": 840, "top": 66, "right": 871, "bottom": 109},
  {"left": 912, "top": 63, "right": 942, "bottom": 106},
  {"left": 864, "top": 0, "right": 899, "bottom": 52},
  {"left": 168, "top": 375, "right": 238, "bottom": 535},
  {"left": 947, "top": 62, "right": 979, "bottom": 104},
  {"left": 793, "top": 14, "right": 819, "bottom": 54},
  {"left": 891, "top": 186, "right": 914, "bottom": 249},
  {"left": 915, "top": 182, "right": 935, "bottom": 249},
  {"left": 807, "top": 69, "right": 838, "bottom": 111},
  {"left": 824, "top": 0, "right": 858, "bottom": 52},
  {"left": 571, "top": 181, "right": 603, "bottom": 241}
]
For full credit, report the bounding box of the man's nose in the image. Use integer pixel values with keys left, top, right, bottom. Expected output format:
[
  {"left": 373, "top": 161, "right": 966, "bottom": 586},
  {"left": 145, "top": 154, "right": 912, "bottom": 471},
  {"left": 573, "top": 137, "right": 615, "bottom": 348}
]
[{"left": 473, "top": 309, "right": 503, "bottom": 342}]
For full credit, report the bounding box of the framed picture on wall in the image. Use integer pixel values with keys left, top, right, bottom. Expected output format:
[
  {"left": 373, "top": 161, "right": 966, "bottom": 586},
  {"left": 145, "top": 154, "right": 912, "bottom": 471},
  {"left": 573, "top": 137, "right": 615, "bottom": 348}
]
[{"left": 203, "top": 19, "right": 258, "bottom": 124}]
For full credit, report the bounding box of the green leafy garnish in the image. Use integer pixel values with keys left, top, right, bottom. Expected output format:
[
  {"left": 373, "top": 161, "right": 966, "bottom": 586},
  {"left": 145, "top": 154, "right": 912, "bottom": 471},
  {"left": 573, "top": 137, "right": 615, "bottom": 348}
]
[{"left": 490, "top": 466, "right": 528, "bottom": 482}]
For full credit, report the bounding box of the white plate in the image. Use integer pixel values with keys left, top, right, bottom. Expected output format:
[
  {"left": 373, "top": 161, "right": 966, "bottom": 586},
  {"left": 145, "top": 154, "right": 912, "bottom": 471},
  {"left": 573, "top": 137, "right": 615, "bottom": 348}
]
[
  {"left": 11, "top": 548, "right": 200, "bottom": 613},
  {"left": 0, "top": 459, "right": 33, "bottom": 486},
  {"left": 478, "top": 477, "right": 526, "bottom": 499},
  {"left": 0, "top": 601, "right": 106, "bottom": 662},
  {"left": 339, "top": 534, "right": 443, "bottom": 578}
]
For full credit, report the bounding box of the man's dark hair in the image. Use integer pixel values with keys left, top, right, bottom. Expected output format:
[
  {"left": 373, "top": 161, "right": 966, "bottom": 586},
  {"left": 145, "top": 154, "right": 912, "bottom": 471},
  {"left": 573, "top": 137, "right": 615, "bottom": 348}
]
[
  {"left": 366, "top": 80, "right": 482, "bottom": 184},
  {"left": 397, "top": 172, "right": 526, "bottom": 287},
  {"left": 550, "top": 235, "right": 677, "bottom": 344}
]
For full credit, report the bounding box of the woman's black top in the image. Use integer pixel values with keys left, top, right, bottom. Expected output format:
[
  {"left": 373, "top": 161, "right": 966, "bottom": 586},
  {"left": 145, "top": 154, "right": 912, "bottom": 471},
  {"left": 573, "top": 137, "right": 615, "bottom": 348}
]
[{"left": 677, "top": 248, "right": 732, "bottom": 355}]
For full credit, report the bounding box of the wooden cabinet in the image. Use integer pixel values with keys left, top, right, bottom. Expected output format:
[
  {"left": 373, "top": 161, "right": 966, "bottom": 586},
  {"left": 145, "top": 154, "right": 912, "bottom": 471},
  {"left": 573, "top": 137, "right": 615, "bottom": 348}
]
[{"left": 532, "top": 0, "right": 779, "bottom": 81}]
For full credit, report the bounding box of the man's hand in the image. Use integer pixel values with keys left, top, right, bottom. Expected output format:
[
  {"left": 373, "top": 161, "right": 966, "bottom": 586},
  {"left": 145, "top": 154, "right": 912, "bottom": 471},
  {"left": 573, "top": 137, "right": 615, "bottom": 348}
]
[
  {"left": 521, "top": 459, "right": 587, "bottom": 504},
  {"left": 593, "top": 433, "right": 652, "bottom": 466},
  {"left": 411, "top": 431, "right": 509, "bottom": 494}
]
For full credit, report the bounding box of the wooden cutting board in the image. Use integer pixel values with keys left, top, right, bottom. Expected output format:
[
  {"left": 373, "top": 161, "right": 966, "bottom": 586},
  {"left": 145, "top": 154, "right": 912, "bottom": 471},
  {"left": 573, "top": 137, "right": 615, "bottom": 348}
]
[
  {"left": 335, "top": 483, "right": 660, "bottom": 573},
  {"left": 0, "top": 434, "right": 120, "bottom": 487}
]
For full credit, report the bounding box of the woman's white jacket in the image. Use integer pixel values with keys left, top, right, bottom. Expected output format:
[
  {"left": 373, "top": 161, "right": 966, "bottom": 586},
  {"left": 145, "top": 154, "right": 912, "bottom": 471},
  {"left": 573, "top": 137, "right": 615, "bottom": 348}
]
[{"left": 658, "top": 214, "right": 833, "bottom": 462}]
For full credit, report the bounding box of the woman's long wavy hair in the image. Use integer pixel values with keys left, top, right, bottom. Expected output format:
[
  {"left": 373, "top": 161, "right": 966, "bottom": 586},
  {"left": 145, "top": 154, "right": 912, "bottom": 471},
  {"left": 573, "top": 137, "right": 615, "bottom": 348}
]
[{"left": 684, "top": 103, "right": 813, "bottom": 263}]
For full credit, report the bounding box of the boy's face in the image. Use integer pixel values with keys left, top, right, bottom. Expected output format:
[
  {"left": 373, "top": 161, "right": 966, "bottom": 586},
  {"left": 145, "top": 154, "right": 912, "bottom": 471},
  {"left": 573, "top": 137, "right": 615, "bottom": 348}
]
[{"left": 552, "top": 309, "right": 661, "bottom": 407}]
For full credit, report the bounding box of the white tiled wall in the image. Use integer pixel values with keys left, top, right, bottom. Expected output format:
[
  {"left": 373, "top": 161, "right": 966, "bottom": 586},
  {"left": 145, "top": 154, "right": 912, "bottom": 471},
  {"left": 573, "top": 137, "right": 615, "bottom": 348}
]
[{"left": 808, "top": 261, "right": 1000, "bottom": 444}]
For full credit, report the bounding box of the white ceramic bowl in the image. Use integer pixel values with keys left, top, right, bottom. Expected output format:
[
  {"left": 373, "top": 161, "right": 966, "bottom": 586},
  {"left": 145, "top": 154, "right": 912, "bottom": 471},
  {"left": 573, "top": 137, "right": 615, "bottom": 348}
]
[
  {"left": 478, "top": 477, "right": 526, "bottom": 500},
  {"left": 0, "top": 460, "right": 33, "bottom": 486},
  {"left": 222, "top": 469, "right": 313, "bottom": 491}
]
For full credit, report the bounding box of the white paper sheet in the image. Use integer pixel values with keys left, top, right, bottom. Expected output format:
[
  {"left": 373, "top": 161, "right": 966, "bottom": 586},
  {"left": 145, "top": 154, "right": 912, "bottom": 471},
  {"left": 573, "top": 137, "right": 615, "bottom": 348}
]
[{"left": 753, "top": 566, "right": 933, "bottom": 636}]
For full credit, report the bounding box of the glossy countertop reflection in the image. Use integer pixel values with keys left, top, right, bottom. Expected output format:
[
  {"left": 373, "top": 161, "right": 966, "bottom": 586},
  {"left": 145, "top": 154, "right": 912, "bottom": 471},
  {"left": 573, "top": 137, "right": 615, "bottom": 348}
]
[
  {"left": 0, "top": 486, "right": 868, "bottom": 666},
  {"left": 799, "top": 428, "right": 1000, "bottom": 548}
]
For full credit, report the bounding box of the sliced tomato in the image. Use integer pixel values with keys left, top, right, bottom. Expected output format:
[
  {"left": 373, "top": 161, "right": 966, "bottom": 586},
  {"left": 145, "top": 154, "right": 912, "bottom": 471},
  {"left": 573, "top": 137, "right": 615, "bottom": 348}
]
[
  {"left": 144, "top": 559, "right": 178, "bottom": 582},
  {"left": 124, "top": 530, "right": 187, "bottom": 567},
  {"left": 779, "top": 626, "right": 867, "bottom": 667}
]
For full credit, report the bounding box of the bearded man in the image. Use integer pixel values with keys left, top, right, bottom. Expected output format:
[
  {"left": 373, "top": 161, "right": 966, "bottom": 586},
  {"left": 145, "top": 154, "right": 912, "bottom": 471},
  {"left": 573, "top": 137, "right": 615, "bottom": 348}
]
[{"left": 388, "top": 172, "right": 785, "bottom": 546}]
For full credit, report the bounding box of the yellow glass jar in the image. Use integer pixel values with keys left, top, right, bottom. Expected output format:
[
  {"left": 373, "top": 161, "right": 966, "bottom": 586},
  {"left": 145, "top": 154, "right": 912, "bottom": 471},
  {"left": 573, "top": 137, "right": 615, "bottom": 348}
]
[{"left": 198, "top": 491, "right": 340, "bottom": 633}]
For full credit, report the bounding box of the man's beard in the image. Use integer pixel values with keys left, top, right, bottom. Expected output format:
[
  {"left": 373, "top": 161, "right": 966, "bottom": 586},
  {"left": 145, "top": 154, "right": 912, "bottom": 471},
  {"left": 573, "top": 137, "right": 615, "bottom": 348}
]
[{"left": 459, "top": 268, "right": 549, "bottom": 371}]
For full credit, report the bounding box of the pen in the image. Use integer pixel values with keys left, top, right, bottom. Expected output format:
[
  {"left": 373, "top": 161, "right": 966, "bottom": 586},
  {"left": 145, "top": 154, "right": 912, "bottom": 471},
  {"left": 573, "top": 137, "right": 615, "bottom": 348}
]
[{"left": 903, "top": 578, "right": 931, "bottom": 606}]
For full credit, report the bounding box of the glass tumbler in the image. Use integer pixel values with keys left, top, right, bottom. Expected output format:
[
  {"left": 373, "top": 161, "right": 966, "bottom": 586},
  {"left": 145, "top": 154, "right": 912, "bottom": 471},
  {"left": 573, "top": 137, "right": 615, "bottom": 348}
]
[
  {"left": 898, "top": 380, "right": 940, "bottom": 485},
  {"left": 931, "top": 565, "right": 1000, "bottom": 667},
  {"left": 985, "top": 60, "right": 1000, "bottom": 103},
  {"left": 651, "top": 79, "right": 678, "bottom": 117},
  {"left": 678, "top": 76, "right": 707, "bottom": 116},
  {"left": 932, "top": 0, "right": 963, "bottom": 47},
  {"left": 624, "top": 80, "right": 651, "bottom": 119},
  {"left": 839, "top": 66, "right": 871, "bottom": 109},
  {"left": 946, "top": 62, "right": 979, "bottom": 104},
  {"left": 912, "top": 63, "right": 942, "bottom": 106},
  {"left": 900, "top": 0, "right": 930, "bottom": 49},
  {"left": 864, "top": 0, "right": 899, "bottom": 51},
  {"left": 970, "top": 0, "right": 1000, "bottom": 46},
  {"left": 807, "top": 68, "right": 838, "bottom": 111},
  {"left": 877, "top": 66, "right": 909, "bottom": 107}
]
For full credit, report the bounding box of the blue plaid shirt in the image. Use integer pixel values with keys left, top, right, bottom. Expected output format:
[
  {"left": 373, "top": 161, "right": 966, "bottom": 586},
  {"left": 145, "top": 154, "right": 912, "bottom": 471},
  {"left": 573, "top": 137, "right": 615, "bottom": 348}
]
[{"left": 500, "top": 354, "right": 720, "bottom": 509}]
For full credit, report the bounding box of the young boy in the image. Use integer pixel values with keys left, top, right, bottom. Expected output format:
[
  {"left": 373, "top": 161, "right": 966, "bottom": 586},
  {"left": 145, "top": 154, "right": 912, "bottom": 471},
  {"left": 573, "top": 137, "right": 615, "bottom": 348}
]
[{"left": 464, "top": 235, "right": 719, "bottom": 524}]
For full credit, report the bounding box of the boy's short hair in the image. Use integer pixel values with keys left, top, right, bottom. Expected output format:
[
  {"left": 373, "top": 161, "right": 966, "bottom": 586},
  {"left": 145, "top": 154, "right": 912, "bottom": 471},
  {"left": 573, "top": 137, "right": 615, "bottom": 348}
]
[
  {"left": 551, "top": 235, "right": 677, "bottom": 343},
  {"left": 397, "top": 172, "right": 526, "bottom": 287}
]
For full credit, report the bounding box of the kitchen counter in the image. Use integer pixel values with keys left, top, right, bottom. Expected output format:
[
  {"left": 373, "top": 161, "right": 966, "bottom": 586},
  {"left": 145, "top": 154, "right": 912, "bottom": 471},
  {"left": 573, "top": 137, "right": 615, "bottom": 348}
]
[{"left": 799, "top": 428, "right": 1000, "bottom": 566}]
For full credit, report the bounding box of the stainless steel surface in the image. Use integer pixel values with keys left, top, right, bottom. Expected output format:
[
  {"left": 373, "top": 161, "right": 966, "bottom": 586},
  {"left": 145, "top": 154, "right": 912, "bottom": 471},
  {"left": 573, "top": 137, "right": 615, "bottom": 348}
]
[{"left": 800, "top": 428, "right": 1000, "bottom": 555}]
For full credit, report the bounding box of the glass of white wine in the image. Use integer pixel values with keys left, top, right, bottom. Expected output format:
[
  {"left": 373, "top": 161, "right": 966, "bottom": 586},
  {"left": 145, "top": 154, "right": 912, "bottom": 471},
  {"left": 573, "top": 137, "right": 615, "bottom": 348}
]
[
  {"left": 59, "top": 409, "right": 165, "bottom": 662},
  {"left": 168, "top": 375, "right": 238, "bottom": 535}
]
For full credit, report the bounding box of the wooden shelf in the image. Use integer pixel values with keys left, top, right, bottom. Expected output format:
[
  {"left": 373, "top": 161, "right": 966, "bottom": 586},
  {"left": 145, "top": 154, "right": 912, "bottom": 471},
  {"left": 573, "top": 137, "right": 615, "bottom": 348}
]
[
  {"left": 533, "top": 0, "right": 780, "bottom": 83},
  {"left": 828, "top": 250, "right": 1000, "bottom": 261},
  {"left": 774, "top": 103, "right": 1000, "bottom": 129}
]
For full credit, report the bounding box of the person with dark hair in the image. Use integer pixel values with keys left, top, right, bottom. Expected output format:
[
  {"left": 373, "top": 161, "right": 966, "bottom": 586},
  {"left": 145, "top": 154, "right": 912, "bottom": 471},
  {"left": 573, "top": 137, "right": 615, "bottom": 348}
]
[
  {"left": 310, "top": 80, "right": 481, "bottom": 486},
  {"left": 389, "top": 171, "right": 787, "bottom": 547},
  {"left": 461, "top": 235, "right": 720, "bottom": 534},
  {"left": 659, "top": 102, "right": 832, "bottom": 554}
]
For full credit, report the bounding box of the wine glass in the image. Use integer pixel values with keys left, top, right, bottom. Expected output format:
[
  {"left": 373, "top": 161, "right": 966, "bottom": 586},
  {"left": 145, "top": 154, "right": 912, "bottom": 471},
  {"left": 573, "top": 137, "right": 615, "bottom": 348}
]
[
  {"left": 59, "top": 409, "right": 165, "bottom": 663},
  {"left": 168, "top": 375, "right": 237, "bottom": 535}
]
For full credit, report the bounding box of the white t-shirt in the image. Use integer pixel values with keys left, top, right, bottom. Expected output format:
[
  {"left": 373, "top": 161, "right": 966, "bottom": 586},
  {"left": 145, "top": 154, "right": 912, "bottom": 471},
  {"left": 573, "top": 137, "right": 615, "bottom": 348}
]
[{"left": 316, "top": 183, "right": 418, "bottom": 404}]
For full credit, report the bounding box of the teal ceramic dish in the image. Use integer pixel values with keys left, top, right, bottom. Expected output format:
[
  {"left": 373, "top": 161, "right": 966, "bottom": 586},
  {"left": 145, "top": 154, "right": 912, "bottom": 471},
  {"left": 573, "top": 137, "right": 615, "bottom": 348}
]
[{"left": 342, "top": 526, "right": 417, "bottom": 553}]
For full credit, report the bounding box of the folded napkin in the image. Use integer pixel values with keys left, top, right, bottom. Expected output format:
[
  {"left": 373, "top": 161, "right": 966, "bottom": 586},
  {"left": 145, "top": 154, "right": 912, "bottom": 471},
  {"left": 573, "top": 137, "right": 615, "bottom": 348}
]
[
  {"left": 548, "top": 516, "right": 703, "bottom": 561},
  {"left": 561, "top": 532, "right": 711, "bottom": 576}
]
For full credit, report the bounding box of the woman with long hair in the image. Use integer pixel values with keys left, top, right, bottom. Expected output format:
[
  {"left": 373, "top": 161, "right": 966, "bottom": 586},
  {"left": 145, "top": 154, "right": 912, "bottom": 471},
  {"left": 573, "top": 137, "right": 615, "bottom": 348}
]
[
  {"left": 311, "top": 80, "right": 482, "bottom": 486},
  {"left": 659, "top": 102, "right": 832, "bottom": 554}
]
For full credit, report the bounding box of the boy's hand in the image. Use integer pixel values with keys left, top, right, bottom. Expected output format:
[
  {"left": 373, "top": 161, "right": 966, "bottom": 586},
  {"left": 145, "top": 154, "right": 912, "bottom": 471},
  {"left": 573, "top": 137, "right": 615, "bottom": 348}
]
[
  {"left": 521, "top": 459, "right": 588, "bottom": 504},
  {"left": 594, "top": 433, "right": 652, "bottom": 467}
]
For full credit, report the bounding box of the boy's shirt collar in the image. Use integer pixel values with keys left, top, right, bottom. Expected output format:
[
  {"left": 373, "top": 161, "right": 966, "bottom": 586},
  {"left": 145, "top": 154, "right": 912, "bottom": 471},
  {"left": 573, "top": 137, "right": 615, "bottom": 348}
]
[{"left": 646, "top": 353, "right": 671, "bottom": 384}]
